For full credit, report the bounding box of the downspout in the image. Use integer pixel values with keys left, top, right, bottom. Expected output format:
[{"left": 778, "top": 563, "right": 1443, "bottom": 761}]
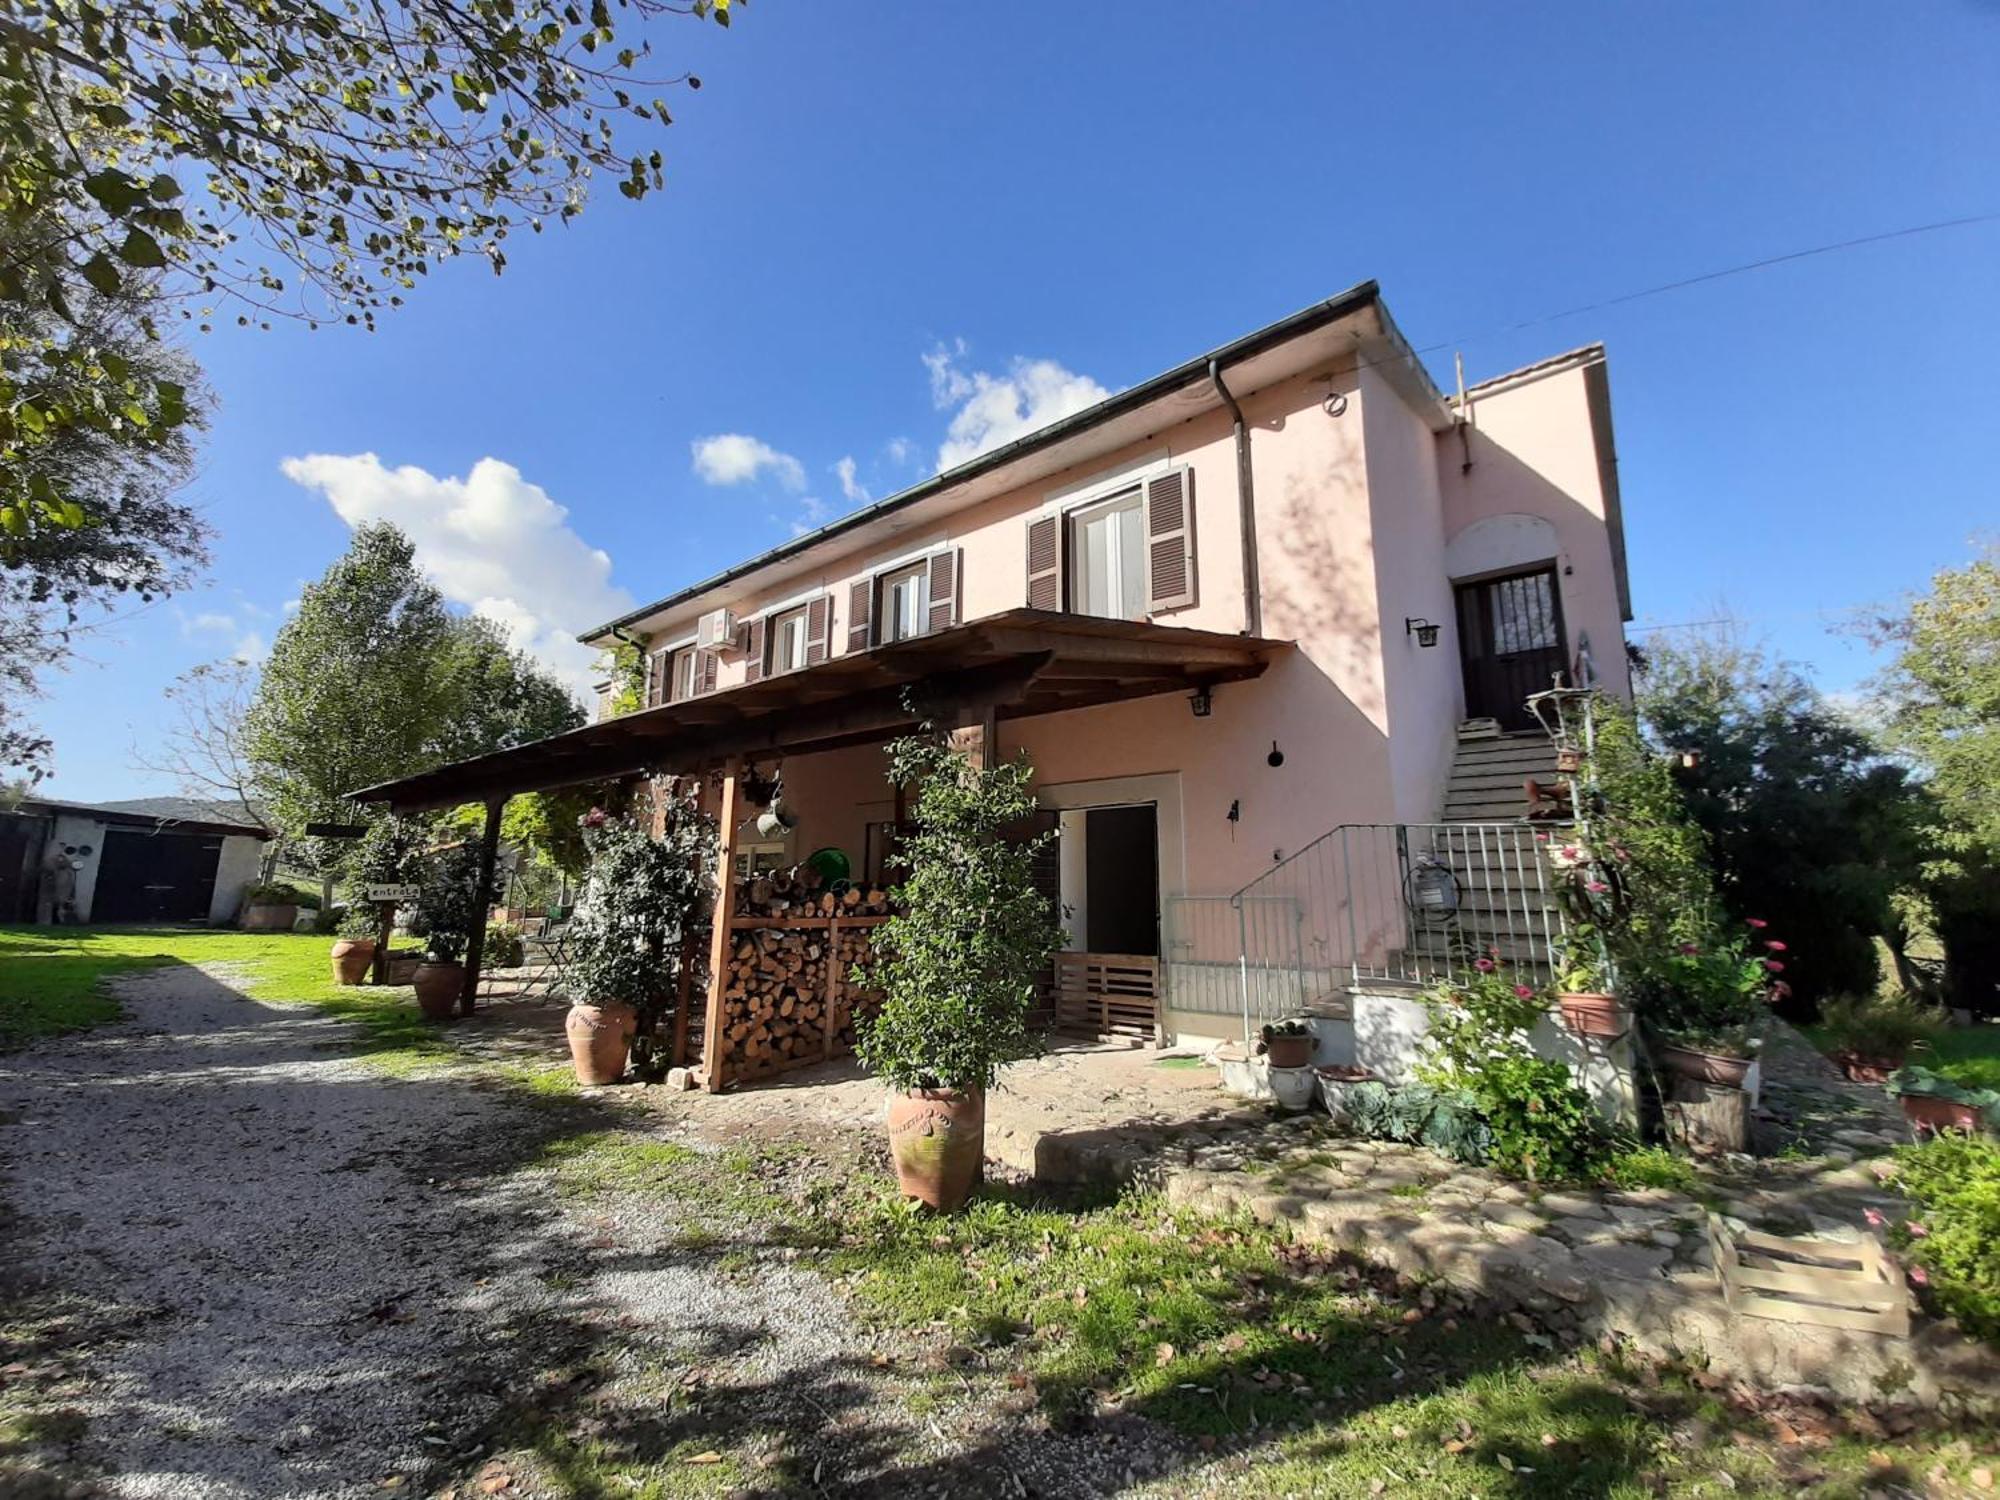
[
  {"left": 610, "top": 624, "right": 646, "bottom": 706},
  {"left": 1207, "top": 358, "right": 1262, "bottom": 638}
]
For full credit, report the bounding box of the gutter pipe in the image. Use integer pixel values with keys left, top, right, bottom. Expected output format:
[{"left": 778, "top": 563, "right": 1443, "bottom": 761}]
[{"left": 1208, "top": 358, "right": 1262, "bottom": 638}]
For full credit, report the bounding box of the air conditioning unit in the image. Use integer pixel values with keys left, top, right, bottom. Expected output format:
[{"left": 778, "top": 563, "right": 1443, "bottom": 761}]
[{"left": 696, "top": 607, "right": 736, "bottom": 651}]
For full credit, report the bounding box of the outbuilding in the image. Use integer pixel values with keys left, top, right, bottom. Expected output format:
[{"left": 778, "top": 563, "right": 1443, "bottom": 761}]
[{"left": 0, "top": 796, "right": 274, "bottom": 926}]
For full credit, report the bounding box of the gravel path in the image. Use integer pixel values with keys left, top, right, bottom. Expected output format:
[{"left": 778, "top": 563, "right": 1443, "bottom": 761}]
[{"left": 0, "top": 963, "right": 1175, "bottom": 1500}]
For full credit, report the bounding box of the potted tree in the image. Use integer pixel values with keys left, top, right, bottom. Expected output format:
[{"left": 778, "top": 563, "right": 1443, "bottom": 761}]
[
  {"left": 409, "top": 843, "right": 481, "bottom": 1020},
  {"left": 552, "top": 801, "right": 713, "bottom": 1086},
  {"left": 855, "top": 732, "right": 1064, "bottom": 1212},
  {"left": 240, "top": 882, "right": 301, "bottom": 931},
  {"left": 1819, "top": 992, "right": 1942, "bottom": 1083},
  {"left": 329, "top": 906, "right": 379, "bottom": 985}
]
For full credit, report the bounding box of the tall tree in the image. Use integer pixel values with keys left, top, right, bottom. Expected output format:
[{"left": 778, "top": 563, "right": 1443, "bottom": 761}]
[
  {"left": 1636, "top": 626, "right": 1919, "bottom": 1005},
  {"left": 243, "top": 522, "right": 583, "bottom": 857}
]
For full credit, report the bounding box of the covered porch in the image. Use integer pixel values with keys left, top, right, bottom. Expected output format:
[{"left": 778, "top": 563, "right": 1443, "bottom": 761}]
[{"left": 354, "top": 609, "right": 1286, "bottom": 1089}]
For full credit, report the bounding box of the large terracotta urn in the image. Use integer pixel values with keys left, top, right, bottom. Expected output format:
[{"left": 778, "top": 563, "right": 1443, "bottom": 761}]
[
  {"left": 565, "top": 1001, "right": 637, "bottom": 1086},
  {"left": 411, "top": 961, "right": 464, "bottom": 1020},
  {"left": 330, "top": 937, "right": 376, "bottom": 986},
  {"left": 886, "top": 1087, "right": 986, "bottom": 1211},
  {"left": 242, "top": 902, "right": 298, "bottom": 933}
]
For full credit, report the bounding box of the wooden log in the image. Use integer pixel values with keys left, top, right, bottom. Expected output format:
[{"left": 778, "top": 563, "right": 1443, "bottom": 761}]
[{"left": 1665, "top": 1075, "right": 1749, "bottom": 1155}]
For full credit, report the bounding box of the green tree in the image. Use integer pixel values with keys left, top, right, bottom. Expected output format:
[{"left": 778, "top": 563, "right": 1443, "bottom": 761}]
[
  {"left": 1636, "top": 628, "right": 1920, "bottom": 1005},
  {"left": 243, "top": 521, "right": 584, "bottom": 860}
]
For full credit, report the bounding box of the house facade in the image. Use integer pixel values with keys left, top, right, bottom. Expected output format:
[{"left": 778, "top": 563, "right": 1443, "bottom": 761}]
[{"left": 578, "top": 283, "right": 1630, "bottom": 1040}]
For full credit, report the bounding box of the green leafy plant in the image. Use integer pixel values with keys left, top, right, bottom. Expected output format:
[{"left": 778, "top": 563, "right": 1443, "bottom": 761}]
[
  {"left": 854, "top": 732, "right": 1065, "bottom": 1095},
  {"left": 1631, "top": 920, "right": 1779, "bottom": 1056},
  {"left": 1884, "top": 1066, "right": 2000, "bottom": 1130},
  {"left": 485, "top": 924, "right": 526, "bottom": 970},
  {"left": 241, "top": 881, "right": 303, "bottom": 906},
  {"left": 1819, "top": 991, "right": 1943, "bottom": 1064},
  {"left": 411, "top": 843, "right": 482, "bottom": 965},
  {"left": 1880, "top": 1132, "right": 2000, "bottom": 1341},
  {"left": 335, "top": 905, "right": 380, "bottom": 940},
  {"left": 1330, "top": 1078, "right": 1489, "bottom": 1165}
]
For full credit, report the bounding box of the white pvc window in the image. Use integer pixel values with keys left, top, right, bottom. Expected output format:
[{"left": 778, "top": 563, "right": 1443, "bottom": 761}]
[
  {"left": 770, "top": 606, "right": 809, "bottom": 674},
  {"left": 881, "top": 562, "right": 930, "bottom": 643},
  {"left": 1070, "top": 489, "right": 1144, "bottom": 621},
  {"left": 669, "top": 646, "right": 699, "bottom": 702}
]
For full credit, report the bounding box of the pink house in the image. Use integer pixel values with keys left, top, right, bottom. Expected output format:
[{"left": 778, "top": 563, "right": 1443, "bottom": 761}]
[{"left": 361, "top": 281, "right": 1632, "bottom": 1073}]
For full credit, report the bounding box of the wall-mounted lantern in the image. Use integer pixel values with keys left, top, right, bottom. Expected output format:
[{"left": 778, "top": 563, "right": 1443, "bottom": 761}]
[
  {"left": 1188, "top": 686, "right": 1213, "bottom": 718},
  {"left": 1405, "top": 617, "right": 1441, "bottom": 648}
]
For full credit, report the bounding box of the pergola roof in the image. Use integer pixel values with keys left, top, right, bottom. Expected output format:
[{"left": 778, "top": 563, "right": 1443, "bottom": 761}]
[{"left": 353, "top": 610, "right": 1287, "bottom": 813}]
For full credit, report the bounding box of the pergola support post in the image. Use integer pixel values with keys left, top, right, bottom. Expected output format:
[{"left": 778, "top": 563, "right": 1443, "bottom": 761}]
[
  {"left": 459, "top": 796, "right": 506, "bottom": 1016},
  {"left": 699, "top": 758, "right": 744, "bottom": 1091}
]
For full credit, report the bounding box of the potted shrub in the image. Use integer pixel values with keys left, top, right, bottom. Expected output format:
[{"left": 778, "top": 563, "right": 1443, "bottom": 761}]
[
  {"left": 1636, "top": 923, "right": 1779, "bottom": 1088},
  {"left": 329, "top": 906, "right": 379, "bottom": 985},
  {"left": 240, "top": 882, "right": 301, "bottom": 932},
  {"left": 1885, "top": 1066, "right": 2000, "bottom": 1136},
  {"left": 552, "top": 804, "right": 712, "bottom": 1086},
  {"left": 1819, "top": 992, "right": 1942, "bottom": 1083},
  {"left": 1257, "top": 1018, "right": 1314, "bottom": 1070},
  {"left": 409, "top": 843, "right": 481, "bottom": 1020},
  {"left": 1553, "top": 934, "right": 1625, "bottom": 1039},
  {"left": 855, "top": 733, "right": 1064, "bottom": 1212},
  {"left": 485, "top": 923, "right": 526, "bottom": 971}
]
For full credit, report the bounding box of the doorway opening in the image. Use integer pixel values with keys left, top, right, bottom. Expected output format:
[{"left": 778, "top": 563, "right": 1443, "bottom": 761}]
[{"left": 1454, "top": 564, "right": 1567, "bottom": 730}]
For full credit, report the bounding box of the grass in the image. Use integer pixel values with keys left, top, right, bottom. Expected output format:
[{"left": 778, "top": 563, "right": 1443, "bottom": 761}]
[
  {"left": 0, "top": 925, "right": 458, "bottom": 1069},
  {"left": 1926, "top": 1022, "right": 2000, "bottom": 1090}
]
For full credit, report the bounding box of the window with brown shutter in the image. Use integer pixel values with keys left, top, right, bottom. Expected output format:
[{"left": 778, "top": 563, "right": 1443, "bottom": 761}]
[
  {"left": 697, "top": 648, "right": 719, "bottom": 695},
  {"left": 1143, "top": 466, "right": 1197, "bottom": 613},
  {"left": 1025, "top": 515, "right": 1062, "bottom": 611},
  {"left": 927, "top": 548, "right": 961, "bottom": 632},
  {"left": 644, "top": 650, "right": 665, "bottom": 708},
  {"left": 846, "top": 578, "right": 873, "bottom": 653},
  {"left": 741, "top": 616, "right": 767, "bottom": 684},
  {"left": 804, "top": 596, "right": 831, "bottom": 665}
]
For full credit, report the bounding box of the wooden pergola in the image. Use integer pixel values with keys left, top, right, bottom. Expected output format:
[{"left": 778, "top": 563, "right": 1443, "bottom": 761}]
[{"left": 351, "top": 609, "right": 1286, "bottom": 1068}]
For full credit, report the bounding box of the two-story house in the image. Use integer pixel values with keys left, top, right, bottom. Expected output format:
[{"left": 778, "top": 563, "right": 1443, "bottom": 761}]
[{"left": 360, "top": 279, "right": 1632, "bottom": 1060}]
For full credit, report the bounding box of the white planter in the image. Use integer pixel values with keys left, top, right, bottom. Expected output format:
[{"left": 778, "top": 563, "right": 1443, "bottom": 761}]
[{"left": 1268, "top": 1064, "right": 1316, "bottom": 1113}]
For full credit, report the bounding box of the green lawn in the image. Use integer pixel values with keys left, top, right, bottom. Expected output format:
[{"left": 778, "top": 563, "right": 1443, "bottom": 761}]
[
  {"left": 1802, "top": 1014, "right": 2000, "bottom": 1091},
  {"left": 0, "top": 926, "right": 452, "bottom": 1064}
]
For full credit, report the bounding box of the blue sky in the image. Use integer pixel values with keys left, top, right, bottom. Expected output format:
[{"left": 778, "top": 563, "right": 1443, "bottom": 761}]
[{"left": 37, "top": 2, "right": 2000, "bottom": 798}]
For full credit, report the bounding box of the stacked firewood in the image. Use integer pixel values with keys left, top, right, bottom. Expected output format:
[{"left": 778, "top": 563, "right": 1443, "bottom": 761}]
[
  {"left": 722, "top": 925, "right": 834, "bottom": 1080},
  {"left": 829, "top": 922, "right": 884, "bottom": 1053},
  {"left": 732, "top": 863, "right": 892, "bottom": 920}
]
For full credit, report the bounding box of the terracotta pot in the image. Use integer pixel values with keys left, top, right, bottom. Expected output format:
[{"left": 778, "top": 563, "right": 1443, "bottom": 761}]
[
  {"left": 565, "top": 1001, "right": 637, "bottom": 1086},
  {"left": 1656, "top": 1042, "right": 1752, "bottom": 1088},
  {"left": 886, "top": 1087, "right": 986, "bottom": 1211},
  {"left": 1263, "top": 1033, "right": 1314, "bottom": 1069},
  {"left": 1836, "top": 1051, "right": 1903, "bottom": 1085},
  {"left": 1558, "top": 992, "right": 1625, "bottom": 1039},
  {"left": 1900, "top": 1093, "right": 1983, "bottom": 1135},
  {"left": 241, "top": 902, "right": 298, "bottom": 933},
  {"left": 330, "top": 937, "right": 376, "bottom": 986},
  {"left": 411, "top": 961, "right": 464, "bottom": 1020}
]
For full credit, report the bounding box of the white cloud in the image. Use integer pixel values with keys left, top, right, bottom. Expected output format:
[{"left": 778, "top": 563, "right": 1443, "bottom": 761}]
[
  {"left": 884, "top": 436, "right": 918, "bottom": 470},
  {"left": 280, "top": 453, "right": 634, "bottom": 699},
  {"left": 177, "top": 608, "right": 268, "bottom": 664},
  {"left": 786, "top": 496, "right": 830, "bottom": 539},
  {"left": 923, "top": 341, "right": 1111, "bottom": 470},
  {"left": 833, "top": 455, "right": 869, "bottom": 504},
  {"left": 690, "top": 433, "right": 805, "bottom": 491},
  {"left": 182, "top": 611, "right": 237, "bottom": 637},
  {"left": 231, "top": 631, "right": 269, "bottom": 665}
]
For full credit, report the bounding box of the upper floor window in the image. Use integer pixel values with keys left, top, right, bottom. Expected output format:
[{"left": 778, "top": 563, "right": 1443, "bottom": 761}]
[
  {"left": 668, "top": 645, "right": 699, "bottom": 703},
  {"left": 769, "top": 605, "right": 810, "bottom": 675},
  {"left": 1069, "top": 488, "right": 1146, "bottom": 621},
  {"left": 880, "top": 562, "right": 930, "bottom": 643}
]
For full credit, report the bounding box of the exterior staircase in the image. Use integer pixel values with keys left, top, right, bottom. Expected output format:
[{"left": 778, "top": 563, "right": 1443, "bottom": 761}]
[{"left": 1442, "top": 720, "right": 1564, "bottom": 823}]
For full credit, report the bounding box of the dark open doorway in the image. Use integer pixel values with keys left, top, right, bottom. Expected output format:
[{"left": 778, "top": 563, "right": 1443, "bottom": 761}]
[
  {"left": 1081, "top": 804, "right": 1159, "bottom": 956},
  {"left": 1455, "top": 565, "right": 1567, "bottom": 730},
  {"left": 93, "top": 829, "right": 222, "bottom": 924}
]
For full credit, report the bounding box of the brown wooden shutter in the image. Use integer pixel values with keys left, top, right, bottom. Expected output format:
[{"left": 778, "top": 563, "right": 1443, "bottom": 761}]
[
  {"left": 644, "top": 651, "right": 663, "bottom": 708},
  {"left": 741, "top": 616, "right": 767, "bottom": 684},
  {"left": 927, "top": 548, "right": 961, "bottom": 632},
  {"left": 663, "top": 650, "right": 682, "bottom": 704},
  {"left": 1025, "top": 515, "right": 1062, "bottom": 611},
  {"left": 697, "top": 649, "right": 719, "bottom": 696},
  {"left": 1143, "top": 466, "right": 1197, "bottom": 613},
  {"left": 847, "top": 578, "right": 873, "bottom": 653},
  {"left": 804, "top": 596, "right": 831, "bottom": 665}
]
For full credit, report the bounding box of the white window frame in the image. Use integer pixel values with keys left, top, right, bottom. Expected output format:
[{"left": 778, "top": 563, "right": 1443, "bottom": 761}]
[
  {"left": 668, "top": 644, "right": 700, "bottom": 702},
  {"left": 1066, "top": 486, "right": 1146, "bottom": 622},
  {"left": 878, "top": 561, "right": 930, "bottom": 644},
  {"left": 768, "top": 604, "right": 810, "bottom": 675}
]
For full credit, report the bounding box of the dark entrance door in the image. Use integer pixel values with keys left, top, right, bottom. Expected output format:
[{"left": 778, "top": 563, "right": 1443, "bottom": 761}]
[
  {"left": 1455, "top": 566, "right": 1567, "bottom": 731},
  {"left": 93, "top": 829, "right": 223, "bottom": 923},
  {"left": 1083, "top": 804, "right": 1160, "bottom": 956}
]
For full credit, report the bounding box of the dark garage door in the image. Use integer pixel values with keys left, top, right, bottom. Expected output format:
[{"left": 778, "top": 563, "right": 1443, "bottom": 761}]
[{"left": 93, "top": 829, "right": 223, "bottom": 924}]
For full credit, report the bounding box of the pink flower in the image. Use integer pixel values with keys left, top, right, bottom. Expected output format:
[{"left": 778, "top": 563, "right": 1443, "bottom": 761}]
[
  {"left": 582, "top": 807, "right": 608, "bottom": 829},
  {"left": 1764, "top": 959, "right": 1786, "bottom": 973},
  {"left": 1514, "top": 985, "right": 1535, "bottom": 999},
  {"left": 1770, "top": 980, "right": 1792, "bottom": 1002},
  {"left": 1764, "top": 940, "right": 1787, "bottom": 953},
  {"left": 1908, "top": 1265, "right": 1929, "bottom": 1287},
  {"left": 1863, "top": 1208, "right": 1886, "bottom": 1227},
  {"left": 1907, "top": 1221, "right": 1929, "bottom": 1239},
  {"left": 1678, "top": 943, "right": 1701, "bottom": 956},
  {"left": 1534, "top": 832, "right": 1550, "bottom": 843},
  {"left": 1561, "top": 847, "right": 1581, "bottom": 861},
  {"left": 1475, "top": 958, "right": 1496, "bottom": 973},
  {"left": 1746, "top": 918, "right": 1768, "bottom": 930},
  {"left": 1585, "top": 880, "right": 1610, "bottom": 894}
]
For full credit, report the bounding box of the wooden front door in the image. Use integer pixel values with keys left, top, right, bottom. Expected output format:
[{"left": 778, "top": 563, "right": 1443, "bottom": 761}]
[{"left": 1455, "top": 566, "right": 1567, "bottom": 731}]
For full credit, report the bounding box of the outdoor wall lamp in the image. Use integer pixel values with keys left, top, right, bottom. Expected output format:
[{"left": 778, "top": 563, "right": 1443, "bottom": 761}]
[
  {"left": 1188, "top": 686, "right": 1213, "bottom": 718},
  {"left": 1405, "top": 617, "right": 1441, "bottom": 648}
]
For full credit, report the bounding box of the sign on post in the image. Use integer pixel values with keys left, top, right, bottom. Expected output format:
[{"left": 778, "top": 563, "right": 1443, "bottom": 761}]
[{"left": 366, "top": 883, "right": 420, "bottom": 903}]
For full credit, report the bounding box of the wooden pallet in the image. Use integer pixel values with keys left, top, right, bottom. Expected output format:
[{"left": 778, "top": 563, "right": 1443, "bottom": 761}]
[
  {"left": 1707, "top": 1213, "right": 1911, "bottom": 1337},
  {"left": 1053, "top": 952, "right": 1160, "bottom": 1040}
]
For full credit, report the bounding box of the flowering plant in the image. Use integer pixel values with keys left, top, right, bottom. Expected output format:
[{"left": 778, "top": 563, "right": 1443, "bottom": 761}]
[{"left": 1633, "top": 919, "right": 1779, "bottom": 1055}]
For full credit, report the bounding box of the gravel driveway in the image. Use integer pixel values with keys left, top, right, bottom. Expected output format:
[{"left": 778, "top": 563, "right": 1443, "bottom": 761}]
[{"left": 0, "top": 963, "right": 1176, "bottom": 1500}]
